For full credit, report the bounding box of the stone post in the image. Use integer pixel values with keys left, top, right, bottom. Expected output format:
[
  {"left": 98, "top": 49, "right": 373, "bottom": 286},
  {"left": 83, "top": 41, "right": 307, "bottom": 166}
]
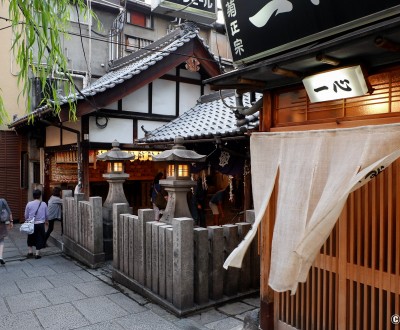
[
  {"left": 208, "top": 226, "right": 224, "bottom": 300},
  {"left": 172, "top": 217, "right": 194, "bottom": 310},
  {"left": 223, "top": 224, "right": 240, "bottom": 296},
  {"left": 135, "top": 209, "right": 153, "bottom": 285},
  {"left": 194, "top": 227, "right": 209, "bottom": 305}
]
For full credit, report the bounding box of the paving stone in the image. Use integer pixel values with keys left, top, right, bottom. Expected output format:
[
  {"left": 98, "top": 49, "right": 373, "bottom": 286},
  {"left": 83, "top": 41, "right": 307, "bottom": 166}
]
[
  {"left": 48, "top": 260, "right": 83, "bottom": 273},
  {"left": 204, "top": 317, "right": 243, "bottom": 330},
  {"left": 15, "top": 276, "right": 54, "bottom": 293},
  {"left": 45, "top": 271, "right": 85, "bottom": 287},
  {"left": 116, "top": 310, "right": 181, "bottom": 330},
  {"left": 0, "top": 297, "right": 9, "bottom": 316},
  {"left": 73, "top": 269, "right": 99, "bottom": 282},
  {"left": 106, "top": 293, "right": 147, "bottom": 314},
  {"left": 76, "top": 321, "right": 125, "bottom": 330},
  {"left": 34, "top": 302, "right": 90, "bottom": 329},
  {"left": 42, "top": 284, "right": 88, "bottom": 304},
  {"left": 6, "top": 291, "right": 51, "bottom": 313},
  {"left": 73, "top": 296, "right": 129, "bottom": 323},
  {"left": 145, "top": 302, "right": 180, "bottom": 322},
  {"left": 174, "top": 318, "right": 209, "bottom": 329},
  {"left": 186, "top": 309, "right": 227, "bottom": 325},
  {"left": 217, "top": 301, "right": 254, "bottom": 316},
  {"left": 237, "top": 308, "right": 260, "bottom": 321},
  {"left": 0, "top": 311, "right": 42, "bottom": 330},
  {"left": 22, "top": 265, "right": 57, "bottom": 277},
  {"left": 242, "top": 296, "right": 260, "bottom": 308},
  {"left": 0, "top": 282, "right": 20, "bottom": 298},
  {"left": 74, "top": 280, "right": 119, "bottom": 297},
  {"left": 0, "top": 269, "right": 28, "bottom": 283}
]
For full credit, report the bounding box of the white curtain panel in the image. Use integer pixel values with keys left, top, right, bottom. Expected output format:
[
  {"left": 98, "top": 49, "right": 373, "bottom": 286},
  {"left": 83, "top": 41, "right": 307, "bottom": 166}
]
[{"left": 223, "top": 123, "right": 400, "bottom": 294}]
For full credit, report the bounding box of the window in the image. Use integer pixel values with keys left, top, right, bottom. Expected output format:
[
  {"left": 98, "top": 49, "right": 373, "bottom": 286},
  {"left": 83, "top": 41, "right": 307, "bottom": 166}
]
[
  {"left": 126, "top": 10, "right": 152, "bottom": 28},
  {"left": 126, "top": 36, "right": 153, "bottom": 52}
]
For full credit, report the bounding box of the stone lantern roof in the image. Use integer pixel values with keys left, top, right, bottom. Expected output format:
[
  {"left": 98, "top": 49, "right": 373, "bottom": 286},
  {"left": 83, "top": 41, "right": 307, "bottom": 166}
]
[
  {"left": 96, "top": 140, "right": 135, "bottom": 161},
  {"left": 152, "top": 136, "right": 206, "bottom": 163}
]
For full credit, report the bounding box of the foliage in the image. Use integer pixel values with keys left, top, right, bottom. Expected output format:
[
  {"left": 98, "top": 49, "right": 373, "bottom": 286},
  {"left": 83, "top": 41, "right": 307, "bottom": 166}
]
[{"left": 0, "top": 0, "right": 96, "bottom": 125}]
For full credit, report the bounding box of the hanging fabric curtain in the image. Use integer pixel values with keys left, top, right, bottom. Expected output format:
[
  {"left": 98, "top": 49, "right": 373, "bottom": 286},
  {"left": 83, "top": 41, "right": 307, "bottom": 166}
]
[{"left": 223, "top": 123, "right": 400, "bottom": 294}]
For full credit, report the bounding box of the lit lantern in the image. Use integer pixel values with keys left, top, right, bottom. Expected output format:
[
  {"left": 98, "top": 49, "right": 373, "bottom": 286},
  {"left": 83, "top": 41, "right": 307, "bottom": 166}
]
[
  {"left": 153, "top": 136, "right": 206, "bottom": 223},
  {"left": 96, "top": 140, "right": 135, "bottom": 208},
  {"left": 108, "top": 161, "right": 124, "bottom": 173}
]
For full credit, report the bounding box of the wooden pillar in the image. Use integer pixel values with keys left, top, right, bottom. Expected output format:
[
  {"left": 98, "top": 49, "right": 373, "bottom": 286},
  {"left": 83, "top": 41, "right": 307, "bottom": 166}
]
[{"left": 260, "top": 184, "right": 277, "bottom": 330}]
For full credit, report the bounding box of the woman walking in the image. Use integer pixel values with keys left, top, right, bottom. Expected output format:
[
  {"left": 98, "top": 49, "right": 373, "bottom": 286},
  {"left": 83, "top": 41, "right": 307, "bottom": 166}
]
[
  {"left": 45, "top": 187, "right": 63, "bottom": 246},
  {"left": 0, "top": 198, "right": 13, "bottom": 265},
  {"left": 25, "top": 189, "right": 48, "bottom": 259}
]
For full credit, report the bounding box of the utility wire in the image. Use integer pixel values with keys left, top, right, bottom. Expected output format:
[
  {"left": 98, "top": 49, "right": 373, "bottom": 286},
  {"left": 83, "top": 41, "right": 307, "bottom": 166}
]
[{"left": 0, "top": 15, "right": 224, "bottom": 64}]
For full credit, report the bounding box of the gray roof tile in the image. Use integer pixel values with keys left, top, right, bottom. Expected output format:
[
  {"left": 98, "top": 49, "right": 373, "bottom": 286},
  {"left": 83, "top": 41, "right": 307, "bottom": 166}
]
[{"left": 138, "top": 91, "right": 261, "bottom": 143}]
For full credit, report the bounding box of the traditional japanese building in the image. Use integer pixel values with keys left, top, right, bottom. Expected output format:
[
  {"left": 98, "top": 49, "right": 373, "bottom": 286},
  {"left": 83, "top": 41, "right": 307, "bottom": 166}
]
[
  {"left": 9, "top": 23, "right": 222, "bottom": 215},
  {"left": 206, "top": 1, "right": 400, "bottom": 329}
]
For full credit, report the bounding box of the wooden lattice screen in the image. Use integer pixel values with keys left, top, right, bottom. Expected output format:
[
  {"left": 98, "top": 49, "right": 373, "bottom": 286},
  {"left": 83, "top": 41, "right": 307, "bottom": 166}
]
[{"left": 274, "top": 158, "right": 400, "bottom": 330}]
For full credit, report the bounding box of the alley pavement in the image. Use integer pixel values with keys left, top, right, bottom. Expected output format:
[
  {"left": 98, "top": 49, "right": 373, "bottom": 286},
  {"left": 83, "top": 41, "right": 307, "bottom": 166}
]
[{"left": 0, "top": 222, "right": 260, "bottom": 330}]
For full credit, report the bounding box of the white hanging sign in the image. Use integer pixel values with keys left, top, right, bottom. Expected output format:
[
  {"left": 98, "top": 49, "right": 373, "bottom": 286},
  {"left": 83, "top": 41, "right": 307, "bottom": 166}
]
[{"left": 302, "top": 65, "right": 369, "bottom": 103}]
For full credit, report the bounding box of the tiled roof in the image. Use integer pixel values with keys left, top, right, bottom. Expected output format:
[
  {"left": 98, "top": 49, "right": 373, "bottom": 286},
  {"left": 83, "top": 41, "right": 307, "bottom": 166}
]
[
  {"left": 137, "top": 91, "right": 260, "bottom": 143},
  {"left": 10, "top": 22, "right": 217, "bottom": 127}
]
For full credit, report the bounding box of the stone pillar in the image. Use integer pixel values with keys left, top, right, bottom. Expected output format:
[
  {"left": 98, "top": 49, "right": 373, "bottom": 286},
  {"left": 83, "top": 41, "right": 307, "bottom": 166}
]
[
  {"left": 151, "top": 222, "right": 166, "bottom": 294},
  {"left": 165, "top": 226, "right": 174, "bottom": 303},
  {"left": 145, "top": 221, "right": 155, "bottom": 289},
  {"left": 112, "top": 203, "right": 130, "bottom": 268},
  {"left": 194, "top": 227, "right": 209, "bottom": 305},
  {"left": 75, "top": 193, "right": 84, "bottom": 244},
  {"left": 90, "top": 197, "right": 104, "bottom": 255},
  {"left": 135, "top": 209, "right": 153, "bottom": 285},
  {"left": 172, "top": 217, "right": 194, "bottom": 310},
  {"left": 159, "top": 224, "right": 172, "bottom": 299},
  {"left": 208, "top": 226, "right": 224, "bottom": 300},
  {"left": 223, "top": 224, "right": 240, "bottom": 296}
]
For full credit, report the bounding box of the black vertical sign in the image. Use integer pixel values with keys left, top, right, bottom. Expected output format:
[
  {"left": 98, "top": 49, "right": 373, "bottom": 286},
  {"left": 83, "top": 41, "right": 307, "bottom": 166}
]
[{"left": 221, "top": 0, "right": 400, "bottom": 64}]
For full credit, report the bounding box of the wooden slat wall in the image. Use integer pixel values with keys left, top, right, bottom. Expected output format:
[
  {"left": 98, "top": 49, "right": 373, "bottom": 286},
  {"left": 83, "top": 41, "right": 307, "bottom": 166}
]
[
  {"left": 274, "top": 160, "right": 400, "bottom": 329},
  {"left": 0, "top": 131, "right": 28, "bottom": 222}
]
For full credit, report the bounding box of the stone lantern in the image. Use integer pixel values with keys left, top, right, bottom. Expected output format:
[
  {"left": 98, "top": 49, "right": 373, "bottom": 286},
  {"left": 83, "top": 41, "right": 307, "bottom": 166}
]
[
  {"left": 153, "top": 136, "right": 206, "bottom": 224},
  {"left": 97, "top": 140, "right": 135, "bottom": 207},
  {"left": 97, "top": 140, "right": 134, "bottom": 258}
]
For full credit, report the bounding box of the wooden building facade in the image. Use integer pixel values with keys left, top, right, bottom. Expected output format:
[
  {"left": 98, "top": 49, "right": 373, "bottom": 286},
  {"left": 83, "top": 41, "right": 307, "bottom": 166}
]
[
  {"left": 206, "top": 3, "right": 400, "bottom": 328},
  {"left": 258, "top": 65, "right": 400, "bottom": 329}
]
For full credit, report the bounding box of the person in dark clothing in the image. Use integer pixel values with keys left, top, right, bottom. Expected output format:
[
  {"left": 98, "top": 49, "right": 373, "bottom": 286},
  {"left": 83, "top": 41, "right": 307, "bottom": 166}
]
[
  {"left": 45, "top": 187, "right": 63, "bottom": 245},
  {"left": 151, "top": 172, "right": 164, "bottom": 221},
  {"left": 192, "top": 177, "right": 208, "bottom": 227},
  {"left": 209, "top": 185, "right": 229, "bottom": 226},
  {"left": 0, "top": 198, "right": 13, "bottom": 265}
]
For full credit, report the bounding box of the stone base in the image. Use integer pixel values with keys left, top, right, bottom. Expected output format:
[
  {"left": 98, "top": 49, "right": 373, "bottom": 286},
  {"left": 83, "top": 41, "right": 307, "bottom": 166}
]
[
  {"left": 113, "top": 268, "right": 259, "bottom": 317},
  {"left": 63, "top": 236, "right": 105, "bottom": 269}
]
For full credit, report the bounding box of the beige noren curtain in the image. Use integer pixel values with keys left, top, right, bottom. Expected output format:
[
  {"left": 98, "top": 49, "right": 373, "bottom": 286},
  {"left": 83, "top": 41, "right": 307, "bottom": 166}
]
[{"left": 224, "top": 123, "right": 400, "bottom": 294}]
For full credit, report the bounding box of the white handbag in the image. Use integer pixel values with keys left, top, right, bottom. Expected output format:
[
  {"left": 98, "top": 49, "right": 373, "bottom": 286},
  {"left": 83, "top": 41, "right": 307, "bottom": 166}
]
[{"left": 20, "top": 219, "right": 34, "bottom": 235}]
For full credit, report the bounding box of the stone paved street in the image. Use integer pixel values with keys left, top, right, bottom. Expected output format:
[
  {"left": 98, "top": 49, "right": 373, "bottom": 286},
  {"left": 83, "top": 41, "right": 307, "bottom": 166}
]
[{"left": 0, "top": 222, "right": 259, "bottom": 330}]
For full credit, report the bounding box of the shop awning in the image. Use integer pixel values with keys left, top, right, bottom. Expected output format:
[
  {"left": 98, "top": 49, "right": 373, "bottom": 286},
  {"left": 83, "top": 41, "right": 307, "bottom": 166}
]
[{"left": 224, "top": 123, "right": 400, "bottom": 294}]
